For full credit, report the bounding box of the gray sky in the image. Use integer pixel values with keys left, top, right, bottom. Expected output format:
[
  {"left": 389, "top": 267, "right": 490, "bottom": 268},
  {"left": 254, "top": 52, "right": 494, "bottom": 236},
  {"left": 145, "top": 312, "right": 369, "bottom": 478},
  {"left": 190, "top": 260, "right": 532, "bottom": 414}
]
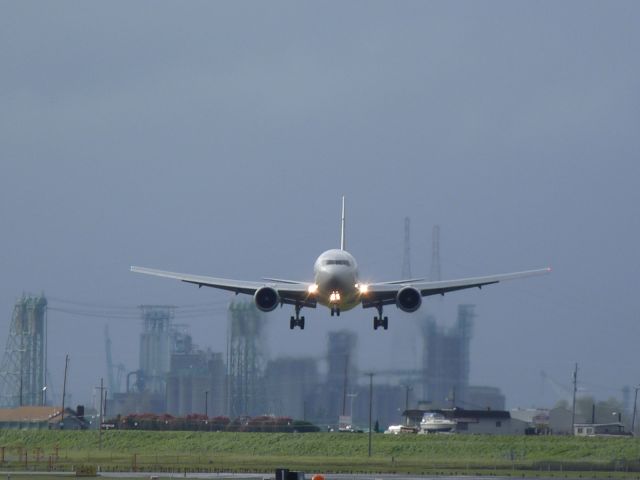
[{"left": 1, "top": 1, "right": 639, "bottom": 410}]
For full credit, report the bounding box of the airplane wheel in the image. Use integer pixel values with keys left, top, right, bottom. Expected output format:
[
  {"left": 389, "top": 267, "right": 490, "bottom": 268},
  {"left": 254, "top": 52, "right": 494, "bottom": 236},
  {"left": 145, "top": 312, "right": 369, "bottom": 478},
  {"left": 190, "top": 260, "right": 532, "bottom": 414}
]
[
  {"left": 373, "top": 317, "right": 379, "bottom": 330},
  {"left": 383, "top": 316, "right": 389, "bottom": 330},
  {"left": 290, "top": 317, "right": 295, "bottom": 330},
  {"left": 300, "top": 316, "right": 305, "bottom": 330},
  {"left": 336, "top": 308, "right": 341, "bottom": 317},
  {"left": 330, "top": 308, "right": 335, "bottom": 317}
]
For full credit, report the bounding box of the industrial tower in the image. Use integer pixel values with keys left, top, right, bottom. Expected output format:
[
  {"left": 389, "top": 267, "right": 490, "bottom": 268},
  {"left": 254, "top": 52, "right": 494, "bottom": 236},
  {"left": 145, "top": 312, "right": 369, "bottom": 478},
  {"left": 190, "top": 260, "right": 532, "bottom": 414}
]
[
  {"left": 138, "top": 305, "right": 174, "bottom": 394},
  {"left": 393, "top": 217, "right": 419, "bottom": 372},
  {"left": 0, "top": 294, "right": 48, "bottom": 407},
  {"left": 226, "top": 300, "right": 266, "bottom": 417},
  {"left": 421, "top": 304, "right": 475, "bottom": 408},
  {"left": 104, "top": 325, "right": 126, "bottom": 397},
  {"left": 325, "top": 330, "right": 357, "bottom": 424}
]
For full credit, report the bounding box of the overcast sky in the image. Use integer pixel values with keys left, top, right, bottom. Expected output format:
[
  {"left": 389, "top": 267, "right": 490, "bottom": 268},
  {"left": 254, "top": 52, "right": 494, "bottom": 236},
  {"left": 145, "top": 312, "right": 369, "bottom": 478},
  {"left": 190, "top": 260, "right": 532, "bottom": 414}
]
[{"left": 1, "top": 1, "right": 639, "bottom": 411}]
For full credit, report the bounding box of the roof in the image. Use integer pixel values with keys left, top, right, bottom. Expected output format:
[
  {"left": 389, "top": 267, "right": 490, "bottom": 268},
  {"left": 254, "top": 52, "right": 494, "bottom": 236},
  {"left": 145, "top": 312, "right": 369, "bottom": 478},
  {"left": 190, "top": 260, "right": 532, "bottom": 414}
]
[
  {"left": 403, "top": 407, "right": 511, "bottom": 420},
  {"left": 511, "top": 408, "right": 550, "bottom": 424},
  {"left": 440, "top": 408, "right": 511, "bottom": 420},
  {"left": 575, "top": 422, "right": 624, "bottom": 428},
  {"left": 0, "top": 406, "right": 63, "bottom": 423}
]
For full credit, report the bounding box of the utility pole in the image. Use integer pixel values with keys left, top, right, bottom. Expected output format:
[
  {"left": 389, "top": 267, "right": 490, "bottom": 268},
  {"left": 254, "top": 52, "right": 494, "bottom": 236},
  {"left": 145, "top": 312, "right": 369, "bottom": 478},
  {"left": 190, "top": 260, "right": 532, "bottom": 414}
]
[
  {"left": 367, "top": 373, "right": 374, "bottom": 457},
  {"left": 631, "top": 385, "right": 639, "bottom": 435},
  {"left": 347, "top": 393, "right": 358, "bottom": 419},
  {"left": 571, "top": 363, "right": 578, "bottom": 435},
  {"left": 342, "top": 354, "right": 349, "bottom": 416},
  {"left": 98, "top": 377, "right": 104, "bottom": 450},
  {"left": 404, "top": 384, "right": 412, "bottom": 410},
  {"left": 402, "top": 384, "right": 412, "bottom": 425},
  {"left": 60, "top": 354, "right": 69, "bottom": 428}
]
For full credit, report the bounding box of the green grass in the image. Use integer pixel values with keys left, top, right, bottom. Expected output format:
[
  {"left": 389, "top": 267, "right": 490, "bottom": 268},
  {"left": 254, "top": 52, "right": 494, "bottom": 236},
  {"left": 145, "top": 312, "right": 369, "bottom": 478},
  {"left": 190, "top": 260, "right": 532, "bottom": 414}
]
[{"left": 1, "top": 431, "right": 640, "bottom": 476}]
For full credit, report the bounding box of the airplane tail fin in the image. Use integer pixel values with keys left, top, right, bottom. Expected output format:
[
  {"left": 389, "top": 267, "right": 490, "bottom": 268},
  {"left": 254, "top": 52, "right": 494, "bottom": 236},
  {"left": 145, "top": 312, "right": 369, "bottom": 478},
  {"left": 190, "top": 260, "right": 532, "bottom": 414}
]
[{"left": 340, "top": 196, "right": 346, "bottom": 250}]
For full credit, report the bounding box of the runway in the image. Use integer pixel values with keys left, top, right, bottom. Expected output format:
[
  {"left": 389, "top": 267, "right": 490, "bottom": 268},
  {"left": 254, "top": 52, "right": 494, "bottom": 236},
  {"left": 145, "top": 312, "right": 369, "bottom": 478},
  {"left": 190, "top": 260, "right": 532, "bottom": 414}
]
[{"left": 97, "top": 472, "right": 587, "bottom": 480}]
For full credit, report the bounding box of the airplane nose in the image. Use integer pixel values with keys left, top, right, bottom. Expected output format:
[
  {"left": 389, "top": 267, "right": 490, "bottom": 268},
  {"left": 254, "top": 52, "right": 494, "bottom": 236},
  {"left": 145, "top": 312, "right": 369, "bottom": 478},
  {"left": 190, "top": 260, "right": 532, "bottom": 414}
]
[{"left": 323, "top": 271, "right": 352, "bottom": 292}]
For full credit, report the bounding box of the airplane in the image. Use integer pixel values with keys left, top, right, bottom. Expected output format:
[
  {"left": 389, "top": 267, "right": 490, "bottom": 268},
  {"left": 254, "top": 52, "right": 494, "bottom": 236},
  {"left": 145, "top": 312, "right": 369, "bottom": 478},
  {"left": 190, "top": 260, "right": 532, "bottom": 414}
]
[{"left": 131, "top": 197, "right": 550, "bottom": 331}]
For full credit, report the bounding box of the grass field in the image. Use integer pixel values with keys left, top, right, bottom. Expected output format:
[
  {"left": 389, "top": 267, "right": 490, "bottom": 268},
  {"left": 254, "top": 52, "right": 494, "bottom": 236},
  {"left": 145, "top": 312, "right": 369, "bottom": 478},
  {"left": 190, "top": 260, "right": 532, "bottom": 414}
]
[{"left": 1, "top": 430, "right": 640, "bottom": 476}]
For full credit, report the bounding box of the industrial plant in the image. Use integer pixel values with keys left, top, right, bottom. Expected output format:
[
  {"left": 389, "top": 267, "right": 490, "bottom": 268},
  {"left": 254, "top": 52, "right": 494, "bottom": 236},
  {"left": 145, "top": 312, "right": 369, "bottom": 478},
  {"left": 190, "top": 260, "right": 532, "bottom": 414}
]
[{"left": 0, "top": 221, "right": 633, "bottom": 436}]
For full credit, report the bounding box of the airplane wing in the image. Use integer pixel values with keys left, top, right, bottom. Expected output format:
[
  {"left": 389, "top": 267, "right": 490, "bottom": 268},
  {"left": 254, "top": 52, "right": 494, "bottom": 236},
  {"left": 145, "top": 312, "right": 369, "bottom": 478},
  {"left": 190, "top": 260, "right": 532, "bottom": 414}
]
[
  {"left": 131, "top": 266, "right": 317, "bottom": 308},
  {"left": 362, "top": 268, "right": 551, "bottom": 308}
]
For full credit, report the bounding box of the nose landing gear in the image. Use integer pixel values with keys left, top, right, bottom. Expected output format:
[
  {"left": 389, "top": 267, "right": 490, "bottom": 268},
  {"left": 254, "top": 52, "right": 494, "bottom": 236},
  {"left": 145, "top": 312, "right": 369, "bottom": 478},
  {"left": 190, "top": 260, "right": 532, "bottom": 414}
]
[
  {"left": 290, "top": 304, "right": 305, "bottom": 330},
  {"left": 373, "top": 303, "right": 388, "bottom": 330},
  {"left": 329, "top": 291, "right": 341, "bottom": 317}
]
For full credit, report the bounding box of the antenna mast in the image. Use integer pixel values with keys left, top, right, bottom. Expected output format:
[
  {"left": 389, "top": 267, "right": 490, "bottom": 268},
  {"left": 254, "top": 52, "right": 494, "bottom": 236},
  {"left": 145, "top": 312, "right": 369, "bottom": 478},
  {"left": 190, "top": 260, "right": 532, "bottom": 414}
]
[
  {"left": 402, "top": 217, "right": 411, "bottom": 279},
  {"left": 430, "top": 225, "right": 441, "bottom": 281},
  {"left": 340, "top": 196, "right": 346, "bottom": 250}
]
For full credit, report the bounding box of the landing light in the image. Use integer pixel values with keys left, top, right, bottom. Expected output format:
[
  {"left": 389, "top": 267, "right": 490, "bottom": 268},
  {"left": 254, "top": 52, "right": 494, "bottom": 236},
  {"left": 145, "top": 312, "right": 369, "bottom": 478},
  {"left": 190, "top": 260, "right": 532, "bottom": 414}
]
[
  {"left": 358, "top": 284, "right": 369, "bottom": 294},
  {"left": 308, "top": 284, "right": 319, "bottom": 294}
]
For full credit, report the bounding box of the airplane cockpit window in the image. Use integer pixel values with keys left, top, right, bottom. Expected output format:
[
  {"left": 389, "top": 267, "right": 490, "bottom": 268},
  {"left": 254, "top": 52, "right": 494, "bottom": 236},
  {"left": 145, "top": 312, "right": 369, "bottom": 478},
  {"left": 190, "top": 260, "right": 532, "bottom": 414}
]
[{"left": 323, "top": 259, "right": 351, "bottom": 266}]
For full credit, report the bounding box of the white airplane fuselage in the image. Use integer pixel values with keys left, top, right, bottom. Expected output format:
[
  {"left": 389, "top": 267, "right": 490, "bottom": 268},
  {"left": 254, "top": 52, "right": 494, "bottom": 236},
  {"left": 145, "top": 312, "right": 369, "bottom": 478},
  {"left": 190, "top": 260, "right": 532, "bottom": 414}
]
[{"left": 313, "top": 249, "right": 361, "bottom": 312}]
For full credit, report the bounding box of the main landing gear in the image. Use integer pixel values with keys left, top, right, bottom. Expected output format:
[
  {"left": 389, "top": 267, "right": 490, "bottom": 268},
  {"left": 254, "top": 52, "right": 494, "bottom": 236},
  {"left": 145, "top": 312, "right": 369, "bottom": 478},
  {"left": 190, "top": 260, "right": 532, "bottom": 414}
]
[
  {"left": 330, "top": 306, "right": 341, "bottom": 317},
  {"left": 290, "top": 304, "right": 305, "bottom": 330},
  {"left": 373, "top": 303, "right": 388, "bottom": 330}
]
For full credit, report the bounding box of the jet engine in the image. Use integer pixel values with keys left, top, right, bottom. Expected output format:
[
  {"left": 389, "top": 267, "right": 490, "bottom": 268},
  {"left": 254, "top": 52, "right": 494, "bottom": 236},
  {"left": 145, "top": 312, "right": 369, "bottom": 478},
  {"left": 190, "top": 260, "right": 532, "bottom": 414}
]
[
  {"left": 253, "top": 286, "right": 280, "bottom": 312},
  {"left": 395, "top": 286, "right": 422, "bottom": 313}
]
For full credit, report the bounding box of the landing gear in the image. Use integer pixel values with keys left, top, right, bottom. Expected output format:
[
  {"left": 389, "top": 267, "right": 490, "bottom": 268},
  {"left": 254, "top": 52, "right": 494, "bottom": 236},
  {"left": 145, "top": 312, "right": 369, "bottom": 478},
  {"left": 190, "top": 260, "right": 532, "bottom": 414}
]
[
  {"left": 290, "top": 304, "right": 305, "bottom": 330},
  {"left": 373, "top": 316, "right": 388, "bottom": 330},
  {"left": 373, "top": 303, "right": 388, "bottom": 330},
  {"left": 329, "top": 291, "right": 341, "bottom": 317},
  {"left": 290, "top": 316, "right": 305, "bottom": 329}
]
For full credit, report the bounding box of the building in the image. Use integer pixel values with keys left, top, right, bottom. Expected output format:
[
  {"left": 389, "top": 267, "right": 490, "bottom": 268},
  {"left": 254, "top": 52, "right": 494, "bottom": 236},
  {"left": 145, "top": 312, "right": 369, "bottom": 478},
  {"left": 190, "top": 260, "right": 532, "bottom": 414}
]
[
  {"left": 320, "top": 330, "right": 357, "bottom": 426},
  {"left": 0, "top": 406, "right": 88, "bottom": 430},
  {"left": 360, "top": 383, "right": 404, "bottom": 430},
  {"left": 227, "top": 301, "right": 267, "bottom": 417},
  {"left": 467, "top": 386, "right": 506, "bottom": 411},
  {"left": 264, "top": 357, "right": 319, "bottom": 419},
  {"left": 166, "top": 349, "right": 226, "bottom": 417},
  {"left": 574, "top": 422, "right": 628, "bottom": 436},
  {"left": 401, "top": 407, "right": 528, "bottom": 435},
  {"left": 138, "top": 305, "right": 174, "bottom": 394},
  {"left": 109, "top": 392, "right": 165, "bottom": 417},
  {"left": 421, "top": 305, "right": 474, "bottom": 408},
  {"left": 510, "top": 408, "right": 551, "bottom": 434},
  {"left": 548, "top": 406, "right": 574, "bottom": 435}
]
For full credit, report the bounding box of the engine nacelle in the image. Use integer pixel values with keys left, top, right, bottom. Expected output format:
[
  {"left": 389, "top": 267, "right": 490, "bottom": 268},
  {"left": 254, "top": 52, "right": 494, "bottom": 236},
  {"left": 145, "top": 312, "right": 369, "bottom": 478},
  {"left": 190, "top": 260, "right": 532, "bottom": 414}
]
[
  {"left": 253, "top": 286, "right": 280, "bottom": 312},
  {"left": 395, "top": 286, "right": 422, "bottom": 313}
]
